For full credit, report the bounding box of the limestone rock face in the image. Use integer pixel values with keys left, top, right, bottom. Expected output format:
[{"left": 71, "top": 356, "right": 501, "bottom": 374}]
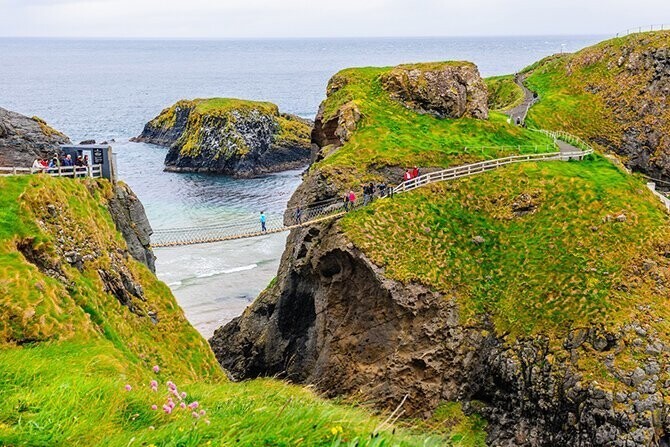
[
  {"left": 311, "top": 73, "right": 363, "bottom": 157},
  {"left": 380, "top": 63, "right": 489, "bottom": 119},
  {"left": 133, "top": 99, "right": 313, "bottom": 178},
  {"left": 0, "top": 107, "right": 70, "bottom": 166},
  {"left": 606, "top": 46, "right": 670, "bottom": 180},
  {"left": 105, "top": 182, "right": 155, "bottom": 273}
]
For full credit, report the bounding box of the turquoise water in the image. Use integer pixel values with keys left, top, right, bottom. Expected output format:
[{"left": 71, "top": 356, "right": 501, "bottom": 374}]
[{"left": 0, "top": 36, "right": 604, "bottom": 336}]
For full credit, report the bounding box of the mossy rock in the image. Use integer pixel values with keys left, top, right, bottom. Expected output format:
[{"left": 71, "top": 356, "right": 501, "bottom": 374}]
[{"left": 134, "top": 98, "right": 313, "bottom": 178}]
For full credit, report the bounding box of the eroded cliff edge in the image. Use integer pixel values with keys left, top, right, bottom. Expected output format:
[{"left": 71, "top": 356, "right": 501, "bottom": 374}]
[
  {"left": 133, "top": 98, "right": 313, "bottom": 178},
  {"left": 211, "top": 57, "right": 670, "bottom": 447}
]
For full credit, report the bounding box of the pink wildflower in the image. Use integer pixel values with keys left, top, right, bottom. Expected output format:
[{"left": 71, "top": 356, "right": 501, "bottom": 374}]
[
  {"left": 199, "top": 409, "right": 206, "bottom": 416},
  {"left": 124, "top": 384, "right": 132, "bottom": 391},
  {"left": 180, "top": 402, "right": 187, "bottom": 409},
  {"left": 163, "top": 404, "right": 172, "bottom": 414},
  {"left": 167, "top": 381, "right": 176, "bottom": 390},
  {"left": 153, "top": 365, "right": 160, "bottom": 373},
  {"left": 151, "top": 405, "right": 158, "bottom": 411},
  {"left": 180, "top": 391, "right": 187, "bottom": 399},
  {"left": 192, "top": 411, "right": 200, "bottom": 419},
  {"left": 188, "top": 401, "right": 199, "bottom": 410},
  {"left": 150, "top": 380, "right": 158, "bottom": 388}
]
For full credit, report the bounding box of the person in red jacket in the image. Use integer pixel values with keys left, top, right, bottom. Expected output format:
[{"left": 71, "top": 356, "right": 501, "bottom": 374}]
[
  {"left": 403, "top": 169, "right": 412, "bottom": 181},
  {"left": 348, "top": 190, "right": 356, "bottom": 210},
  {"left": 412, "top": 166, "right": 419, "bottom": 179}
]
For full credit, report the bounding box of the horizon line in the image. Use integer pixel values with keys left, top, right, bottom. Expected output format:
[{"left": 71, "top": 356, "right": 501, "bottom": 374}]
[{"left": 0, "top": 33, "right": 611, "bottom": 41}]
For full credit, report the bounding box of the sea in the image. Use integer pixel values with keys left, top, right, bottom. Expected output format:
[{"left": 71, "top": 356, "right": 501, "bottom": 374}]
[{"left": 0, "top": 36, "right": 604, "bottom": 337}]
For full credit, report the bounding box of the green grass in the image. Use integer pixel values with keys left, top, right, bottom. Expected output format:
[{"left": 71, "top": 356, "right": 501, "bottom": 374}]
[
  {"left": 313, "top": 65, "right": 555, "bottom": 187},
  {"left": 426, "top": 403, "right": 487, "bottom": 447},
  {"left": 192, "top": 98, "right": 279, "bottom": 115},
  {"left": 484, "top": 76, "right": 524, "bottom": 111},
  {"left": 0, "top": 175, "right": 456, "bottom": 446},
  {"left": 340, "top": 157, "right": 670, "bottom": 339},
  {"left": 0, "top": 341, "right": 449, "bottom": 447}
]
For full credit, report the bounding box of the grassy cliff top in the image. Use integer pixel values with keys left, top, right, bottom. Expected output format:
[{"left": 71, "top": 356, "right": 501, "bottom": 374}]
[
  {"left": 313, "top": 64, "right": 554, "bottom": 186},
  {"left": 148, "top": 97, "right": 281, "bottom": 129},
  {"left": 524, "top": 30, "right": 670, "bottom": 146},
  {"left": 341, "top": 156, "right": 670, "bottom": 339},
  {"left": 392, "top": 61, "right": 478, "bottom": 70},
  {"left": 0, "top": 175, "right": 455, "bottom": 446}
]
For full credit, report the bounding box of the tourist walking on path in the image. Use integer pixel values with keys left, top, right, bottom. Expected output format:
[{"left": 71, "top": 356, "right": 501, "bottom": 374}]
[
  {"left": 404, "top": 169, "right": 412, "bottom": 182},
  {"left": 348, "top": 191, "right": 356, "bottom": 210},
  {"left": 260, "top": 211, "right": 267, "bottom": 232},
  {"left": 294, "top": 206, "right": 302, "bottom": 224},
  {"left": 412, "top": 166, "right": 419, "bottom": 179},
  {"left": 343, "top": 194, "right": 350, "bottom": 211}
]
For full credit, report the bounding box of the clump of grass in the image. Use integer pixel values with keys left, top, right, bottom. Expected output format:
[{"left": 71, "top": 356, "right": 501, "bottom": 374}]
[
  {"left": 425, "top": 402, "right": 487, "bottom": 447},
  {"left": 484, "top": 75, "right": 525, "bottom": 111},
  {"left": 31, "top": 115, "right": 67, "bottom": 139}
]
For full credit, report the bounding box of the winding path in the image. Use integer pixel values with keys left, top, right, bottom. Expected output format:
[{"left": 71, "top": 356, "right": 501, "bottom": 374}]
[{"left": 506, "top": 74, "right": 537, "bottom": 126}]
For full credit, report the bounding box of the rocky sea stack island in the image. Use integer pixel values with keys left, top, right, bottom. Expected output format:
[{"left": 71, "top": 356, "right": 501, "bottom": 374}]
[{"left": 133, "top": 98, "right": 313, "bottom": 178}]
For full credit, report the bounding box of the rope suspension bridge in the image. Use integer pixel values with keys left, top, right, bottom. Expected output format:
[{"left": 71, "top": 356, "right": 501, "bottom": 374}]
[{"left": 151, "top": 135, "right": 594, "bottom": 248}]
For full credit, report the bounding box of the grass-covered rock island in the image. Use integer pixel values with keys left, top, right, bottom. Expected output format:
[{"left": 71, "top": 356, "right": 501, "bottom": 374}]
[
  {"left": 134, "top": 98, "right": 313, "bottom": 178},
  {"left": 212, "top": 38, "right": 670, "bottom": 447}
]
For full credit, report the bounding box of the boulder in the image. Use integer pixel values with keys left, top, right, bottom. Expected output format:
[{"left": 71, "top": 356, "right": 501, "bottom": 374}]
[
  {"left": 0, "top": 107, "right": 70, "bottom": 167},
  {"left": 380, "top": 62, "right": 489, "bottom": 119}
]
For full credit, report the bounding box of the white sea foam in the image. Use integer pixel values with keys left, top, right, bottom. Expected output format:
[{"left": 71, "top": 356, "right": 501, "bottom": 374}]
[{"left": 195, "top": 263, "right": 258, "bottom": 279}]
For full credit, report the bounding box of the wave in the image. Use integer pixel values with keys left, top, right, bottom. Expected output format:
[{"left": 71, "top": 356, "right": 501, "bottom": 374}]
[{"left": 195, "top": 263, "right": 258, "bottom": 279}]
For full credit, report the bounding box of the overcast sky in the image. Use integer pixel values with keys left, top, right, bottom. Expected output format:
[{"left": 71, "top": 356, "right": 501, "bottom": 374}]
[{"left": 1, "top": 0, "right": 667, "bottom": 38}]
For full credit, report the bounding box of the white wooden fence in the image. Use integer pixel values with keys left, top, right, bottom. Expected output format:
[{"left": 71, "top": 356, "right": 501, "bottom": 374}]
[
  {"left": 394, "top": 149, "right": 592, "bottom": 194},
  {"left": 0, "top": 164, "right": 103, "bottom": 178}
]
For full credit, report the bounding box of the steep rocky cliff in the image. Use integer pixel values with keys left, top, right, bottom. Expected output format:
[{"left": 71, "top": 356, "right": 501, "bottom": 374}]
[
  {"left": 211, "top": 57, "right": 670, "bottom": 446},
  {"left": 107, "top": 182, "right": 155, "bottom": 272},
  {"left": 525, "top": 31, "right": 670, "bottom": 181},
  {"left": 0, "top": 107, "right": 70, "bottom": 166},
  {"left": 133, "top": 98, "right": 313, "bottom": 178}
]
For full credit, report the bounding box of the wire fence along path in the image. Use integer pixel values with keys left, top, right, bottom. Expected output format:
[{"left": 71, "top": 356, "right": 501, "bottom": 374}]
[
  {"left": 616, "top": 24, "right": 670, "bottom": 37},
  {"left": 151, "top": 139, "right": 593, "bottom": 248},
  {"left": 0, "top": 165, "right": 103, "bottom": 178}
]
